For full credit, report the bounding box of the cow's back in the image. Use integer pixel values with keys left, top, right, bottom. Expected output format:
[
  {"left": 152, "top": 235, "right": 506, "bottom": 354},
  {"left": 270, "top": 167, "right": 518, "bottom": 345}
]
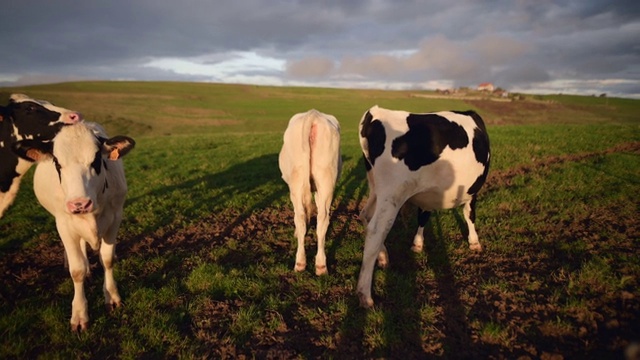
[
  {"left": 279, "top": 109, "right": 341, "bottom": 184},
  {"left": 359, "top": 106, "right": 490, "bottom": 211},
  {"left": 308, "top": 111, "right": 341, "bottom": 180}
]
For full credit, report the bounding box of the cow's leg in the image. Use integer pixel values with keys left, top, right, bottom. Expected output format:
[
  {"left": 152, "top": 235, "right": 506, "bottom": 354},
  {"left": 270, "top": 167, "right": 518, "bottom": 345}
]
[
  {"left": 360, "top": 169, "right": 389, "bottom": 266},
  {"left": 412, "top": 209, "right": 431, "bottom": 253},
  {"left": 463, "top": 196, "right": 482, "bottom": 251},
  {"left": 357, "top": 202, "right": 400, "bottom": 308},
  {"left": 358, "top": 169, "right": 376, "bottom": 227},
  {"left": 58, "top": 223, "right": 89, "bottom": 332},
  {"left": 80, "top": 239, "right": 92, "bottom": 278},
  {"left": 360, "top": 194, "right": 388, "bottom": 268},
  {"left": 362, "top": 198, "right": 387, "bottom": 268},
  {"left": 290, "top": 184, "right": 308, "bottom": 272},
  {"left": 100, "top": 221, "right": 122, "bottom": 311},
  {"left": 359, "top": 192, "right": 376, "bottom": 227},
  {"left": 313, "top": 177, "right": 334, "bottom": 276},
  {"left": 0, "top": 160, "right": 32, "bottom": 218},
  {"left": 376, "top": 243, "right": 389, "bottom": 268},
  {"left": 0, "top": 174, "right": 24, "bottom": 218}
]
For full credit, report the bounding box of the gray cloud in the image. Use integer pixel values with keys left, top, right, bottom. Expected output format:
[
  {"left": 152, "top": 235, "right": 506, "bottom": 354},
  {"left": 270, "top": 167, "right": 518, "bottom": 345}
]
[{"left": 1, "top": 0, "right": 639, "bottom": 98}]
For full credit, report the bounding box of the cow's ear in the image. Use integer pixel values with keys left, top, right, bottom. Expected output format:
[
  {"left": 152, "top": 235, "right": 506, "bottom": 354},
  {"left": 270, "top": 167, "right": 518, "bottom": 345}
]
[
  {"left": 102, "top": 136, "right": 135, "bottom": 160},
  {"left": 12, "top": 140, "right": 53, "bottom": 162}
]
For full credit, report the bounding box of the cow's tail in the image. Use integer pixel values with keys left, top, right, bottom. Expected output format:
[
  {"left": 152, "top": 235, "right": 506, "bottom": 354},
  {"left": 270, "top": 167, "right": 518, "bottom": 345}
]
[{"left": 299, "top": 112, "right": 316, "bottom": 223}]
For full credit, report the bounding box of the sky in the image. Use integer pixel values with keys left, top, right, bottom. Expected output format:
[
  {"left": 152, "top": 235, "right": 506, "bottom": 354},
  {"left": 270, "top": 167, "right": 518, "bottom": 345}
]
[{"left": 1, "top": 0, "right": 639, "bottom": 98}]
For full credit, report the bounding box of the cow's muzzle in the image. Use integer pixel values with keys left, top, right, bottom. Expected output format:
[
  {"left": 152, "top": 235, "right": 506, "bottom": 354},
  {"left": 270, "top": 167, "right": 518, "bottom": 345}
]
[{"left": 67, "top": 198, "right": 93, "bottom": 214}]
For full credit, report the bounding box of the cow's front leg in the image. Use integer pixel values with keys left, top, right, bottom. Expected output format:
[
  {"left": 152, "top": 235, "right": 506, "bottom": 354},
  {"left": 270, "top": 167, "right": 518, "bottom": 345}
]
[
  {"left": 65, "top": 243, "right": 90, "bottom": 331},
  {"left": 58, "top": 222, "right": 90, "bottom": 331},
  {"left": 0, "top": 171, "right": 27, "bottom": 218},
  {"left": 100, "top": 237, "right": 122, "bottom": 311}
]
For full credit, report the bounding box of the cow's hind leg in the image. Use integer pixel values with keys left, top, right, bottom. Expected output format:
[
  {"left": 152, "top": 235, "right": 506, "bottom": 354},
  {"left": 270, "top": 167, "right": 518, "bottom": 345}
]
[
  {"left": 412, "top": 209, "right": 431, "bottom": 253},
  {"left": 358, "top": 168, "right": 376, "bottom": 227},
  {"left": 463, "top": 196, "right": 482, "bottom": 251},
  {"left": 358, "top": 184, "right": 389, "bottom": 268},
  {"left": 357, "top": 202, "right": 400, "bottom": 308},
  {"left": 289, "top": 180, "right": 309, "bottom": 272},
  {"left": 313, "top": 175, "right": 334, "bottom": 275}
]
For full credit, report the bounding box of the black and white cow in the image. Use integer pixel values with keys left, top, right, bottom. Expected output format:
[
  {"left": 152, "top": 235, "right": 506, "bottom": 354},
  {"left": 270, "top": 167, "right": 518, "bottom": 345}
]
[
  {"left": 357, "top": 105, "right": 490, "bottom": 308},
  {"left": 0, "top": 94, "right": 82, "bottom": 218},
  {"left": 13, "top": 121, "right": 135, "bottom": 331}
]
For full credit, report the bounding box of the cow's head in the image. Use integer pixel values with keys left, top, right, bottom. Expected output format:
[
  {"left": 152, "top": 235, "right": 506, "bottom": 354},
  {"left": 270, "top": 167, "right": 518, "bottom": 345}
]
[
  {"left": 12, "top": 123, "right": 135, "bottom": 215},
  {"left": 3, "top": 94, "right": 83, "bottom": 140}
]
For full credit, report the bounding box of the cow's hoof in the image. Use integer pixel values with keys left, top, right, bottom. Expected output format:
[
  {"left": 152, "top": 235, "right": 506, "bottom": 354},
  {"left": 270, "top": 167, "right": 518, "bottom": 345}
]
[
  {"left": 469, "top": 243, "right": 482, "bottom": 252},
  {"left": 71, "top": 322, "right": 88, "bottom": 333},
  {"left": 315, "top": 265, "right": 328, "bottom": 276},
  {"left": 376, "top": 253, "right": 388, "bottom": 268},
  {"left": 411, "top": 244, "right": 423, "bottom": 253},
  {"left": 358, "top": 292, "right": 374, "bottom": 309},
  {"left": 294, "top": 262, "right": 306, "bottom": 272},
  {"left": 106, "top": 300, "right": 122, "bottom": 313}
]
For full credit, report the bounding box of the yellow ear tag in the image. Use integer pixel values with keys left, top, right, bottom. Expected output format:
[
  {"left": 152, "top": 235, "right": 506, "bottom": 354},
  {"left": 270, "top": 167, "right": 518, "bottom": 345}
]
[{"left": 109, "top": 149, "right": 120, "bottom": 160}]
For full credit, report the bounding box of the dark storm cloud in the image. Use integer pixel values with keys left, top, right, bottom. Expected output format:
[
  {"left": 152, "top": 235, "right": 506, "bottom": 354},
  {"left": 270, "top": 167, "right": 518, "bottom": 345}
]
[{"left": 1, "top": 0, "right": 639, "bottom": 97}]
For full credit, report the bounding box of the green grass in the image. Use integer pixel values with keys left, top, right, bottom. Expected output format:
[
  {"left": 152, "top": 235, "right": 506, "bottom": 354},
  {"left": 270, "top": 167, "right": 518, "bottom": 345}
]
[{"left": 0, "top": 81, "right": 639, "bottom": 358}]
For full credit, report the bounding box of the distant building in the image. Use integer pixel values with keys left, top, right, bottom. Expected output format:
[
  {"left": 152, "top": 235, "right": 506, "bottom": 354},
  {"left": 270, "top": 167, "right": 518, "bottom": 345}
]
[
  {"left": 494, "top": 89, "right": 509, "bottom": 98},
  {"left": 477, "top": 82, "right": 495, "bottom": 92}
]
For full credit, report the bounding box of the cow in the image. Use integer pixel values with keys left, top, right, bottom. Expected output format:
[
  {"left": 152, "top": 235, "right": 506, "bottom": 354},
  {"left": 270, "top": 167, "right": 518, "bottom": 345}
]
[
  {"left": 278, "top": 109, "right": 342, "bottom": 275},
  {"left": 0, "top": 94, "right": 82, "bottom": 218},
  {"left": 357, "top": 105, "right": 490, "bottom": 308},
  {"left": 12, "top": 121, "right": 135, "bottom": 331}
]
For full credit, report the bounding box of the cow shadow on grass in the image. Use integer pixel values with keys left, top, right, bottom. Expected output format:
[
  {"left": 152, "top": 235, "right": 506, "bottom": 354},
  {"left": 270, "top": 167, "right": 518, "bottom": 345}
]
[
  {"left": 331, "top": 158, "right": 498, "bottom": 358},
  {"left": 124, "top": 152, "right": 287, "bottom": 237},
  {"left": 329, "top": 202, "right": 483, "bottom": 358}
]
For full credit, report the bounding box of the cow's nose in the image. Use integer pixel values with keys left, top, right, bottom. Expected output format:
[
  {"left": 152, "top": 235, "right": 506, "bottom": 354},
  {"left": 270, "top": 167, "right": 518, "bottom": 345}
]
[
  {"left": 67, "top": 198, "right": 93, "bottom": 214},
  {"left": 65, "top": 112, "right": 83, "bottom": 124}
]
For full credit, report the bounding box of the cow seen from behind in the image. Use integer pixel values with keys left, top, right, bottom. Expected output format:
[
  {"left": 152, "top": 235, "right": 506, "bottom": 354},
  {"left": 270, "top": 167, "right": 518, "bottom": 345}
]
[
  {"left": 357, "top": 105, "right": 490, "bottom": 308},
  {"left": 279, "top": 109, "right": 342, "bottom": 275}
]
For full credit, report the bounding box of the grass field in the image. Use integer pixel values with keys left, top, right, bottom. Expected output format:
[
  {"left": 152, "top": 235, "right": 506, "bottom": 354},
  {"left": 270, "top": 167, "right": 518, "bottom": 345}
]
[{"left": 0, "top": 82, "right": 639, "bottom": 359}]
